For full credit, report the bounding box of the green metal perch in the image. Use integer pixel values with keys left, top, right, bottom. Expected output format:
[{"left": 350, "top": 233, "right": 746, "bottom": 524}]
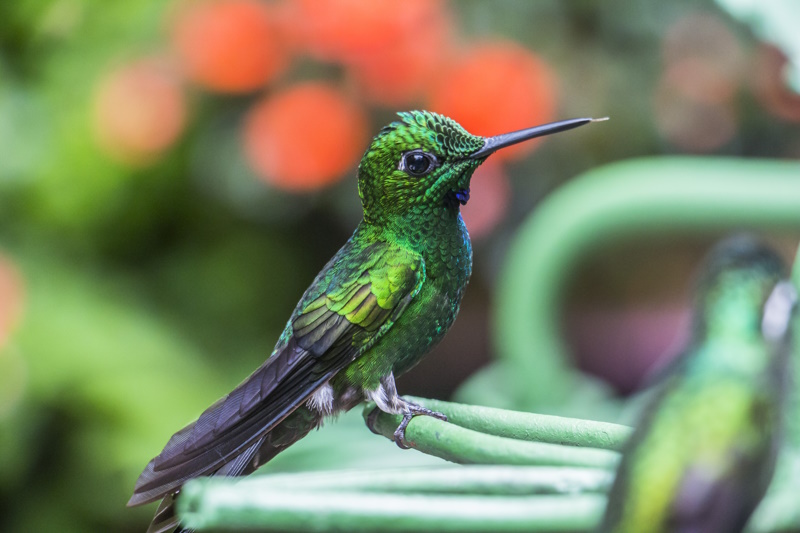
[
  {"left": 364, "top": 407, "right": 620, "bottom": 469},
  {"left": 398, "top": 396, "right": 631, "bottom": 450},
  {"left": 179, "top": 485, "right": 607, "bottom": 532}
]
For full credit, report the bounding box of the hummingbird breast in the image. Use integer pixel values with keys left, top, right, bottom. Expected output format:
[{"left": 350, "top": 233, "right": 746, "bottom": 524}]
[{"left": 338, "top": 210, "right": 472, "bottom": 389}]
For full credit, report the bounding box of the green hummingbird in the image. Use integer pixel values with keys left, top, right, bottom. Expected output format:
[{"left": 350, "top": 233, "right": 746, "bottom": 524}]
[
  {"left": 128, "top": 111, "right": 602, "bottom": 532},
  {"left": 599, "top": 236, "right": 796, "bottom": 533}
]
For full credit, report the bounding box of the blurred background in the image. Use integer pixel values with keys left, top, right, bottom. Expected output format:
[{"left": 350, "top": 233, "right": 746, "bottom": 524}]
[{"left": 1, "top": 0, "right": 799, "bottom": 531}]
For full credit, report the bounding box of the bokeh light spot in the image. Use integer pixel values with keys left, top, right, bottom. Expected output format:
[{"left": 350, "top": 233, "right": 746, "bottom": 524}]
[
  {"left": 347, "top": 1, "right": 453, "bottom": 106},
  {"left": 170, "top": 0, "right": 287, "bottom": 93},
  {"left": 654, "top": 74, "right": 737, "bottom": 152},
  {"left": 244, "top": 82, "right": 368, "bottom": 192},
  {"left": 93, "top": 57, "right": 187, "bottom": 164},
  {"left": 289, "top": 0, "right": 439, "bottom": 65},
  {"left": 663, "top": 56, "right": 739, "bottom": 105}
]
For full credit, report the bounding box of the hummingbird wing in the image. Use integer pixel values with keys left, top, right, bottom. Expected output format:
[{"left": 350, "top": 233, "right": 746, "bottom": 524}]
[
  {"left": 129, "top": 240, "right": 425, "bottom": 506},
  {"left": 668, "top": 457, "right": 769, "bottom": 532},
  {"left": 667, "top": 399, "right": 777, "bottom": 532}
]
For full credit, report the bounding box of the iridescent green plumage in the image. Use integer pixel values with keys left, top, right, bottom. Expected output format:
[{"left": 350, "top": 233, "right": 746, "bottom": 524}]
[
  {"left": 600, "top": 237, "right": 795, "bottom": 533},
  {"left": 129, "top": 111, "right": 598, "bottom": 532}
]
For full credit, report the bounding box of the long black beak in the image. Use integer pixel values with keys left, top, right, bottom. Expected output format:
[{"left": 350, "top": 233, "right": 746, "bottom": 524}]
[{"left": 468, "top": 117, "right": 607, "bottom": 160}]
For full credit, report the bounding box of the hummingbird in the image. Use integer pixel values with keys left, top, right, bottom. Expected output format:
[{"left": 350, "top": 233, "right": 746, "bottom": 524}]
[
  {"left": 128, "top": 110, "right": 603, "bottom": 532},
  {"left": 599, "top": 236, "right": 796, "bottom": 533}
]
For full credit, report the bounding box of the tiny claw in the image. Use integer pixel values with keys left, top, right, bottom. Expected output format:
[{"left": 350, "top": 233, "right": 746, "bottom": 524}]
[
  {"left": 391, "top": 405, "right": 447, "bottom": 450},
  {"left": 393, "top": 413, "right": 414, "bottom": 449},
  {"left": 365, "top": 406, "right": 382, "bottom": 435}
]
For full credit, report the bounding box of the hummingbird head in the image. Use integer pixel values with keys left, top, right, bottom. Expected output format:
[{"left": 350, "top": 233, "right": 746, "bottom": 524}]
[
  {"left": 357, "top": 110, "right": 600, "bottom": 224},
  {"left": 695, "top": 236, "right": 789, "bottom": 343}
]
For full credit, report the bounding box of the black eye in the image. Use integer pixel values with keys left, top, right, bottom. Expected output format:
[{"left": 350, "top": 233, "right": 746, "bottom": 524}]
[{"left": 401, "top": 151, "right": 436, "bottom": 176}]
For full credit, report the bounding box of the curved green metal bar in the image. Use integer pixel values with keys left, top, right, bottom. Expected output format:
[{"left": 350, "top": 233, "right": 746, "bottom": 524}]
[
  {"left": 177, "top": 464, "right": 800, "bottom": 532},
  {"left": 475, "top": 157, "right": 800, "bottom": 409},
  {"left": 366, "top": 409, "right": 620, "bottom": 469},
  {"left": 179, "top": 488, "right": 606, "bottom": 532},
  {"left": 400, "top": 396, "right": 631, "bottom": 450}
]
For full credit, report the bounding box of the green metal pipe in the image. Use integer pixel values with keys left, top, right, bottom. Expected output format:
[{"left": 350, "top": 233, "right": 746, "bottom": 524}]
[
  {"left": 402, "top": 396, "right": 632, "bottom": 450},
  {"left": 178, "top": 485, "right": 606, "bottom": 532},
  {"left": 365, "top": 409, "right": 619, "bottom": 469}
]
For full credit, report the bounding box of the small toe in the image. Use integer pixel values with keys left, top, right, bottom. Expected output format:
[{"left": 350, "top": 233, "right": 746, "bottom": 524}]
[
  {"left": 393, "top": 430, "right": 412, "bottom": 449},
  {"left": 392, "top": 413, "right": 414, "bottom": 449},
  {"left": 430, "top": 411, "right": 447, "bottom": 422}
]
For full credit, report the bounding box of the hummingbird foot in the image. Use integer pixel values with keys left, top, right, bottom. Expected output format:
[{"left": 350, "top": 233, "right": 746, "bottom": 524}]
[
  {"left": 364, "top": 373, "right": 447, "bottom": 448},
  {"left": 392, "top": 403, "right": 447, "bottom": 449}
]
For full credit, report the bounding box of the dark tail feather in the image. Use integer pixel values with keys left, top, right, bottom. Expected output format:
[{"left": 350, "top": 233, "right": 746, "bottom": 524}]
[{"left": 146, "top": 406, "right": 323, "bottom": 532}]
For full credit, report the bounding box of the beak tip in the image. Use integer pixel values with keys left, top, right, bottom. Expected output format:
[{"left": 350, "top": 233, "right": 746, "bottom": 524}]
[{"left": 591, "top": 116, "right": 610, "bottom": 122}]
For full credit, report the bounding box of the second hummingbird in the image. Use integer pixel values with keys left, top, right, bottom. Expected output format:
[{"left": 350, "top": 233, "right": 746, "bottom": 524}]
[
  {"left": 599, "top": 236, "right": 795, "bottom": 533},
  {"left": 129, "top": 110, "right": 604, "bottom": 532}
]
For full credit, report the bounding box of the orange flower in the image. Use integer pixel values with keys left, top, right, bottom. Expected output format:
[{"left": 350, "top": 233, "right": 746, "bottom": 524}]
[
  {"left": 348, "top": 1, "right": 454, "bottom": 106},
  {"left": 289, "top": 0, "right": 442, "bottom": 65},
  {"left": 170, "top": 0, "right": 287, "bottom": 93},
  {"left": 244, "top": 82, "right": 368, "bottom": 191},
  {"left": 94, "top": 58, "right": 186, "bottom": 164}
]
